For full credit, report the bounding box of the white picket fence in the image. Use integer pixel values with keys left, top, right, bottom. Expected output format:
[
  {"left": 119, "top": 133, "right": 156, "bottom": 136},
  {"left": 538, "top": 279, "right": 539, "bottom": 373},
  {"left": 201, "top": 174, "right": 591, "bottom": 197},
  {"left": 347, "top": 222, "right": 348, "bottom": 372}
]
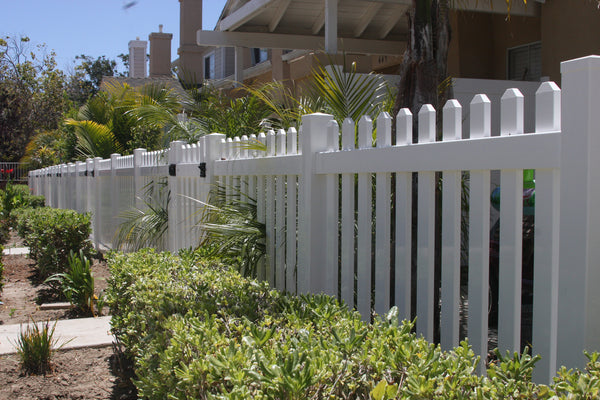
[{"left": 29, "top": 56, "right": 600, "bottom": 382}]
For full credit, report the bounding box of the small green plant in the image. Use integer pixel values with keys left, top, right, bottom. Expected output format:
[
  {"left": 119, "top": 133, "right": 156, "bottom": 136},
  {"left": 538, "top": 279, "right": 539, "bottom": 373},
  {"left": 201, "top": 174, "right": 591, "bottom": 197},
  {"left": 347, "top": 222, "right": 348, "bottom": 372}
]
[
  {"left": 9, "top": 308, "right": 16, "bottom": 318},
  {"left": 45, "top": 250, "right": 102, "bottom": 316},
  {"left": 14, "top": 319, "right": 63, "bottom": 375}
]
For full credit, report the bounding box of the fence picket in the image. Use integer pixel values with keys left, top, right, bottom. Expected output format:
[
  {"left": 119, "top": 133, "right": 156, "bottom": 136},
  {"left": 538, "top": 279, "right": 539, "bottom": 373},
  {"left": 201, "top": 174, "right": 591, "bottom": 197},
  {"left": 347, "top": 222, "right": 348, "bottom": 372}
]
[
  {"left": 416, "top": 105, "right": 437, "bottom": 341},
  {"left": 286, "top": 128, "right": 298, "bottom": 293},
  {"left": 532, "top": 82, "right": 561, "bottom": 383},
  {"left": 468, "top": 94, "right": 492, "bottom": 374},
  {"left": 498, "top": 88, "right": 524, "bottom": 353},
  {"left": 357, "top": 115, "right": 373, "bottom": 320},
  {"left": 440, "top": 100, "right": 462, "bottom": 351},
  {"left": 275, "top": 129, "right": 286, "bottom": 290},
  {"left": 375, "top": 112, "right": 392, "bottom": 316},
  {"left": 395, "top": 108, "right": 413, "bottom": 322},
  {"left": 256, "top": 132, "right": 267, "bottom": 281},
  {"left": 325, "top": 121, "right": 340, "bottom": 297},
  {"left": 340, "top": 118, "right": 356, "bottom": 309}
]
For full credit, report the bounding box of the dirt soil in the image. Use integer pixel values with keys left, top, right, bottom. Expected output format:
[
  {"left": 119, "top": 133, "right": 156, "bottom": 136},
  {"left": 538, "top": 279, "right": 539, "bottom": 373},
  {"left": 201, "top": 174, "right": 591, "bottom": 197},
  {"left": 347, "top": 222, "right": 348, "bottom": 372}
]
[
  {"left": 0, "top": 231, "right": 110, "bottom": 325},
  {"left": 0, "top": 230, "right": 137, "bottom": 400},
  {"left": 0, "top": 346, "right": 136, "bottom": 400}
]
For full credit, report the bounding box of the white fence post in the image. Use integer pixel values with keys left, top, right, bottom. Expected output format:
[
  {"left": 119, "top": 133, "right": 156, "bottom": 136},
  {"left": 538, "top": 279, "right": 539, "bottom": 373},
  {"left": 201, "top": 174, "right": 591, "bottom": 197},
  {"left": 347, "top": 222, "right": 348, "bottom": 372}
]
[
  {"left": 297, "top": 113, "right": 333, "bottom": 294},
  {"left": 557, "top": 55, "right": 600, "bottom": 370}
]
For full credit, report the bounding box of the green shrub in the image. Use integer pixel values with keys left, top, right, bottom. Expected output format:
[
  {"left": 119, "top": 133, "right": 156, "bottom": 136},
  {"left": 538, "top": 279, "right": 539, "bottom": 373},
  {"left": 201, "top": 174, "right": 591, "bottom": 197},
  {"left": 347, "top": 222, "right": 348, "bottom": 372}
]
[
  {"left": 0, "top": 184, "right": 45, "bottom": 245},
  {"left": 14, "top": 319, "right": 63, "bottom": 375},
  {"left": 0, "top": 245, "right": 4, "bottom": 296},
  {"left": 16, "top": 207, "right": 93, "bottom": 280},
  {"left": 45, "top": 250, "right": 103, "bottom": 316},
  {"left": 106, "top": 249, "right": 600, "bottom": 399}
]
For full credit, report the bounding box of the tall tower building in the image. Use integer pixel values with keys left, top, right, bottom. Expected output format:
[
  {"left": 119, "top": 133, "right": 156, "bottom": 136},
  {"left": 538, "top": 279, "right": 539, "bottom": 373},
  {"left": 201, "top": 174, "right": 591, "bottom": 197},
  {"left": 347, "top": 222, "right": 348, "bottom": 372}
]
[
  {"left": 128, "top": 38, "right": 147, "bottom": 78},
  {"left": 178, "top": 0, "right": 204, "bottom": 84}
]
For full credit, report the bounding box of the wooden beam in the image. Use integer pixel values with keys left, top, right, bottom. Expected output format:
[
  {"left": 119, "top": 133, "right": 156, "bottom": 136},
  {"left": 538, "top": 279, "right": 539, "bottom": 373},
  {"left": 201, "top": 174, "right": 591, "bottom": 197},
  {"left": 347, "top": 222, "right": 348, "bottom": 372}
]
[
  {"left": 218, "top": 0, "right": 277, "bottom": 32},
  {"left": 269, "top": 0, "right": 291, "bottom": 32},
  {"left": 312, "top": 6, "right": 326, "bottom": 34},
  {"left": 378, "top": 6, "right": 404, "bottom": 39},
  {"left": 354, "top": 3, "right": 382, "bottom": 37},
  {"left": 197, "top": 30, "right": 405, "bottom": 55}
]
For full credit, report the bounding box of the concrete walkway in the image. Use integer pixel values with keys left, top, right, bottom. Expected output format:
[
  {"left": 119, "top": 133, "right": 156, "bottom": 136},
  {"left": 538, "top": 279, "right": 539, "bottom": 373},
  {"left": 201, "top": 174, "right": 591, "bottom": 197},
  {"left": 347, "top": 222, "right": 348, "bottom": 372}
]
[
  {"left": 0, "top": 316, "right": 113, "bottom": 355},
  {"left": 2, "top": 247, "right": 30, "bottom": 256}
]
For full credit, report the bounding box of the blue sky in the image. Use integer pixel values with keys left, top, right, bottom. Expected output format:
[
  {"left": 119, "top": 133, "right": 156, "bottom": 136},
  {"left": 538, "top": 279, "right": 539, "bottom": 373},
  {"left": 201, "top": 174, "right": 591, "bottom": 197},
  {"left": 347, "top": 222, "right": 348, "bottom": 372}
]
[{"left": 0, "top": 0, "right": 227, "bottom": 73}]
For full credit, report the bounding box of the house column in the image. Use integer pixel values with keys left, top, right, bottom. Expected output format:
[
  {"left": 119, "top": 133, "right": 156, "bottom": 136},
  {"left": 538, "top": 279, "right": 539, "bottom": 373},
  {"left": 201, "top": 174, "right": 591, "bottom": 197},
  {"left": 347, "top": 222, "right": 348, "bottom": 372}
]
[{"left": 325, "top": 0, "right": 338, "bottom": 54}]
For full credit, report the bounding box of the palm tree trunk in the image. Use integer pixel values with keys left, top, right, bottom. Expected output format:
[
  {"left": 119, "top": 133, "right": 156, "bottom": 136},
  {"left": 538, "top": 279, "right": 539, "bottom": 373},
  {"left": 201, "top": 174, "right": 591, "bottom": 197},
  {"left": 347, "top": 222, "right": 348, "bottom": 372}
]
[{"left": 392, "top": 0, "right": 451, "bottom": 341}]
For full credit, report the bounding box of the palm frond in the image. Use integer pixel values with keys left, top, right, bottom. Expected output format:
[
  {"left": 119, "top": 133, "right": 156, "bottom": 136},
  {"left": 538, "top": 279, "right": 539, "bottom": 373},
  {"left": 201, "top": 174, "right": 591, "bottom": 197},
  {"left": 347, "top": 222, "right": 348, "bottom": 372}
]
[
  {"left": 65, "top": 119, "right": 123, "bottom": 159},
  {"left": 190, "top": 184, "right": 266, "bottom": 277},
  {"left": 114, "top": 180, "right": 170, "bottom": 251},
  {"left": 308, "top": 56, "right": 388, "bottom": 124}
]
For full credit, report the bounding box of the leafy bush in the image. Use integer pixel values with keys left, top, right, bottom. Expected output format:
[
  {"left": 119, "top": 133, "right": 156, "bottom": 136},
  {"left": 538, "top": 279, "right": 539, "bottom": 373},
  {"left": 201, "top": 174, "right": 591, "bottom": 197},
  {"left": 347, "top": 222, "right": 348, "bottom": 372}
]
[
  {"left": 45, "top": 250, "right": 103, "bottom": 316},
  {"left": 16, "top": 207, "right": 93, "bottom": 279},
  {"left": 0, "top": 184, "right": 45, "bottom": 245},
  {"left": 14, "top": 319, "right": 63, "bottom": 375},
  {"left": 0, "top": 245, "right": 4, "bottom": 296},
  {"left": 106, "top": 249, "right": 600, "bottom": 399}
]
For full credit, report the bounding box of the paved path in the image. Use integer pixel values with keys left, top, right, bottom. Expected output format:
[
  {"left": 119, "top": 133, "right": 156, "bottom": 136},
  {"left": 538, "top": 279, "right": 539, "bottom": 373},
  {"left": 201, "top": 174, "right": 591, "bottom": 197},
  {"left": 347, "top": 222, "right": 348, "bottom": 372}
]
[
  {"left": 0, "top": 316, "right": 113, "bottom": 355},
  {"left": 2, "top": 247, "right": 30, "bottom": 256}
]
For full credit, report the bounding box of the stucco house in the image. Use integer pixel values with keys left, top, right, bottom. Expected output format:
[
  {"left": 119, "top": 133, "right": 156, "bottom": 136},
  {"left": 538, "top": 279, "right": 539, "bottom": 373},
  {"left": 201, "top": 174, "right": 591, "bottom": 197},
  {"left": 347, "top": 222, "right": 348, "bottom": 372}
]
[{"left": 185, "top": 0, "right": 599, "bottom": 88}]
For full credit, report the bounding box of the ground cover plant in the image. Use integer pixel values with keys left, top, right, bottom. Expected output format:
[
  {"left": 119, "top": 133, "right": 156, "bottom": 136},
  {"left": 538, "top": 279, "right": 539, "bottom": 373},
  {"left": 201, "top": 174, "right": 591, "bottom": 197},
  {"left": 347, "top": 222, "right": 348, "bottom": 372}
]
[
  {"left": 106, "top": 249, "right": 600, "bottom": 399},
  {"left": 15, "top": 207, "right": 93, "bottom": 280}
]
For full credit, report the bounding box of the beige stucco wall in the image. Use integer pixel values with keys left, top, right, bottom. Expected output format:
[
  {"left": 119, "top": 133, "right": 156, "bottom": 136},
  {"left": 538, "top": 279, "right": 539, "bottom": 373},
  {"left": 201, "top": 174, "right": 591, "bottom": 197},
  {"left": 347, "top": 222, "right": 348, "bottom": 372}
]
[
  {"left": 541, "top": 1, "right": 600, "bottom": 84},
  {"left": 450, "top": 10, "right": 540, "bottom": 80}
]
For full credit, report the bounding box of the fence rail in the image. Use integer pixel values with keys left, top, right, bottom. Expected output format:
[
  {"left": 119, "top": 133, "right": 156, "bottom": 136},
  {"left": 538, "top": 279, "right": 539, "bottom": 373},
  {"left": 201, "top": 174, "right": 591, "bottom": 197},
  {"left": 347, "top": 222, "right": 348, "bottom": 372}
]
[
  {"left": 0, "top": 162, "right": 31, "bottom": 185},
  {"left": 29, "top": 55, "right": 600, "bottom": 383}
]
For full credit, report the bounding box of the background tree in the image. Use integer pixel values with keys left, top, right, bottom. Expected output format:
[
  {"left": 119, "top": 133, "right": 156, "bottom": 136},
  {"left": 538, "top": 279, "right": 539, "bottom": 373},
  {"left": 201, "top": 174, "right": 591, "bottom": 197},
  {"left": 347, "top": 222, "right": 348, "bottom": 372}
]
[
  {"left": 0, "top": 35, "right": 70, "bottom": 161},
  {"left": 66, "top": 54, "right": 123, "bottom": 107}
]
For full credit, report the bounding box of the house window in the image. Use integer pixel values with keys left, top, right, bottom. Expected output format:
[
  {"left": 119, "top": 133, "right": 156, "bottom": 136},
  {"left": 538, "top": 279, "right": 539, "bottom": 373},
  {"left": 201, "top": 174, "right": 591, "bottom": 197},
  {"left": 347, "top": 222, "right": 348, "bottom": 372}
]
[
  {"left": 204, "top": 52, "right": 215, "bottom": 79},
  {"left": 251, "top": 48, "right": 268, "bottom": 65},
  {"left": 507, "top": 42, "right": 542, "bottom": 81}
]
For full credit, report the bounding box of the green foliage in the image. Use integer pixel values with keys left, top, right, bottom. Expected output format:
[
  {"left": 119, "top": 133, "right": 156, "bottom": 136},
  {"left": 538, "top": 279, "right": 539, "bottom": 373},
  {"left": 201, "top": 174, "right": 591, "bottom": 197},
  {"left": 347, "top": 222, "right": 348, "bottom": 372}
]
[
  {"left": 197, "top": 184, "right": 266, "bottom": 277},
  {"left": 0, "top": 245, "right": 4, "bottom": 296},
  {"left": 14, "top": 319, "right": 63, "bottom": 375},
  {"left": 16, "top": 207, "right": 93, "bottom": 280},
  {"left": 114, "top": 179, "right": 170, "bottom": 251},
  {"left": 106, "top": 248, "right": 600, "bottom": 399},
  {"left": 307, "top": 57, "right": 391, "bottom": 125},
  {"left": 65, "top": 119, "right": 124, "bottom": 159},
  {"left": 202, "top": 90, "right": 273, "bottom": 138},
  {"left": 0, "top": 183, "right": 44, "bottom": 245},
  {"left": 0, "top": 35, "right": 72, "bottom": 161},
  {"left": 45, "top": 250, "right": 102, "bottom": 316}
]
